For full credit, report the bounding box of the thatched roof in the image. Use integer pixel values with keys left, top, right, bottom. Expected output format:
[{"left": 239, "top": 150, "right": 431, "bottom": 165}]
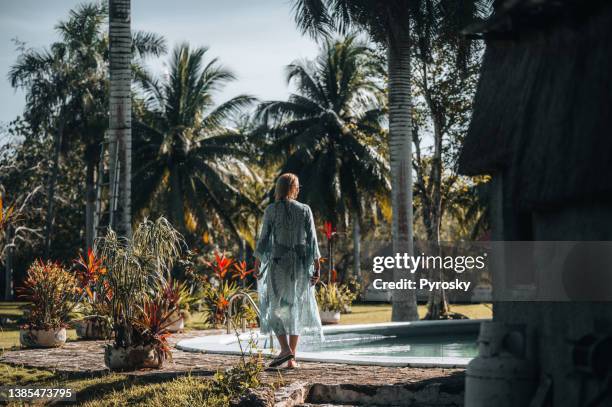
[{"left": 458, "top": 0, "right": 612, "bottom": 209}]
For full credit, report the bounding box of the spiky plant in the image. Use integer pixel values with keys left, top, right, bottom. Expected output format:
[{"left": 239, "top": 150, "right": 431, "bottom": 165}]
[{"left": 95, "top": 217, "right": 185, "bottom": 349}]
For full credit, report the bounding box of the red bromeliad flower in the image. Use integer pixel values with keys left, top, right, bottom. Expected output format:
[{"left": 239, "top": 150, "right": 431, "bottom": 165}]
[
  {"left": 329, "top": 269, "right": 338, "bottom": 283},
  {"left": 215, "top": 294, "right": 229, "bottom": 322},
  {"left": 205, "top": 252, "right": 234, "bottom": 280},
  {"left": 321, "top": 221, "right": 336, "bottom": 241},
  {"left": 232, "top": 261, "right": 254, "bottom": 280},
  {"left": 74, "top": 249, "right": 107, "bottom": 299}
]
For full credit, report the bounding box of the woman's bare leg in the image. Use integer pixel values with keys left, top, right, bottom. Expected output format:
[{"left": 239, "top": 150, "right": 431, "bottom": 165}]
[
  {"left": 289, "top": 335, "right": 299, "bottom": 354},
  {"left": 276, "top": 334, "right": 291, "bottom": 356},
  {"left": 287, "top": 335, "right": 299, "bottom": 368}
]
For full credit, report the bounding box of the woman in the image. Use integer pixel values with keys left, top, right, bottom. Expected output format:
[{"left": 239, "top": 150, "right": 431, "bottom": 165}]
[{"left": 253, "top": 173, "right": 322, "bottom": 369}]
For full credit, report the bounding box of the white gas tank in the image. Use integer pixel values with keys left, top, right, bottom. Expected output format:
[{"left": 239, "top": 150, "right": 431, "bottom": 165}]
[{"left": 465, "top": 321, "right": 537, "bottom": 406}]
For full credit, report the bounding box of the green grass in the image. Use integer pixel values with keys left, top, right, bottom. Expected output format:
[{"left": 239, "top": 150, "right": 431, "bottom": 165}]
[{"left": 0, "top": 363, "right": 251, "bottom": 406}]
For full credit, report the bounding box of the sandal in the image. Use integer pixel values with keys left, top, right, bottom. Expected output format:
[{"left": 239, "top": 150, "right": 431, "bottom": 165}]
[{"left": 268, "top": 352, "right": 294, "bottom": 368}]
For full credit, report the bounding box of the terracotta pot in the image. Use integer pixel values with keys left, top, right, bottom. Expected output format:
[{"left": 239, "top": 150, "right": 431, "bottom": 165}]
[
  {"left": 20, "top": 327, "right": 66, "bottom": 348},
  {"left": 166, "top": 310, "right": 184, "bottom": 333},
  {"left": 104, "top": 344, "right": 163, "bottom": 371},
  {"left": 75, "top": 317, "right": 112, "bottom": 340},
  {"left": 319, "top": 310, "right": 341, "bottom": 325}
]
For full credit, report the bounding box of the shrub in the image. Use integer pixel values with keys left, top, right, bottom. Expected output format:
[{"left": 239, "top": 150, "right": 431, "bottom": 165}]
[
  {"left": 19, "top": 260, "right": 79, "bottom": 330},
  {"left": 197, "top": 252, "right": 258, "bottom": 328},
  {"left": 316, "top": 283, "right": 357, "bottom": 313}
]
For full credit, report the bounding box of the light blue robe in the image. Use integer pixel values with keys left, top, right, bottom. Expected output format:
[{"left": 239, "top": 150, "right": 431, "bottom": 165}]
[{"left": 254, "top": 199, "right": 323, "bottom": 339}]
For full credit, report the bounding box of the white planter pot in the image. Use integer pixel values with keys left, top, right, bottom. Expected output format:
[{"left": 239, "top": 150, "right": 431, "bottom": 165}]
[
  {"left": 74, "top": 318, "right": 112, "bottom": 340},
  {"left": 104, "top": 344, "right": 162, "bottom": 371},
  {"left": 319, "top": 310, "right": 341, "bottom": 325},
  {"left": 20, "top": 327, "right": 66, "bottom": 348},
  {"left": 166, "top": 311, "right": 184, "bottom": 333}
]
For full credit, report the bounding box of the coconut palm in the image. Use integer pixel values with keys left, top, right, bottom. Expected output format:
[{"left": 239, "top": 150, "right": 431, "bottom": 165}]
[
  {"left": 291, "top": 0, "right": 488, "bottom": 321},
  {"left": 256, "top": 36, "right": 390, "bottom": 278},
  {"left": 108, "top": 0, "right": 133, "bottom": 238},
  {"left": 132, "top": 43, "right": 258, "bottom": 244},
  {"left": 9, "top": 2, "right": 166, "bottom": 249}
]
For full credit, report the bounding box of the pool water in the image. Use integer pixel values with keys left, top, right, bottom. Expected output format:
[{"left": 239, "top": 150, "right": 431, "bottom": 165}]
[
  {"left": 300, "top": 333, "right": 478, "bottom": 358},
  {"left": 177, "top": 320, "right": 486, "bottom": 367}
]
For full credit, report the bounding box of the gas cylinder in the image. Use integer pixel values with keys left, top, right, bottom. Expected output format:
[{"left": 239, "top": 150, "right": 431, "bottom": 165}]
[{"left": 465, "top": 321, "right": 537, "bottom": 406}]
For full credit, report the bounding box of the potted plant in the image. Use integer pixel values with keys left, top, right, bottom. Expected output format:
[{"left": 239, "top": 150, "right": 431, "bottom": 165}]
[
  {"left": 316, "top": 283, "right": 357, "bottom": 324},
  {"left": 97, "top": 217, "right": 185, "bottom": 371},
  {"left": 73, "top": 249, "right": 113, "bottom": 339},
  {"left": 161, "top": 279, "right": 197, "bottom": 333},
  {"left": 18, "top": 260, "right": 79, "bottom": 348},
  {"left": 105, "top": 294, "right": 174, "bottom": 370}
]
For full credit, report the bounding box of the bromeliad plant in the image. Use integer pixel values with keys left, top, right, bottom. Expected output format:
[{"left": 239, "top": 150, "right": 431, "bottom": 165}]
[
  {"left": 73, "top": 249, "right": 113, "bottom": 336},
  {"left": 321, "top": 221, "right": 338, "bottom": 284},
  {"left": 96, "top": 217, "right": 185, "bottom": 366},
  {"left": 19, "top": 260, "right": 80, "bottom": 330},
  {"left": 199, "top": 251, "right": 257, "bottom": 327}
]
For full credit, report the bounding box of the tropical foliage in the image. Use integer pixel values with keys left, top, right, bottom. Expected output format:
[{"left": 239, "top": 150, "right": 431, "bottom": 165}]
[
  {"left": 1, "top": 1, "right": 490, "bottom": 327},
  {"left": 316, "top": 283, "right": 357, "bottom": 313},
  {"left": 197, "top": 251, "right": 258, "bottom": 327},
  {"left": 19, "top": 260, "right": 79, "bottom": 330},
  {"left": 133, "top": 44, "right": 259, "bottom": 244},
  {"left": 256, "top": 36, "right": 389, "bottom": 225},
  {"left": 8, "top": 3, "right": 166, "bottom": 250},
  {"left": 95, "top": 217, "right": 185, "bottom": 353}
]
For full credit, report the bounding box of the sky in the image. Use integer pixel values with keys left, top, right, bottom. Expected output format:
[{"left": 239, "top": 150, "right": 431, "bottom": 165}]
[{"left": 0, "top": 0, "right": 321, "bottom": 126}]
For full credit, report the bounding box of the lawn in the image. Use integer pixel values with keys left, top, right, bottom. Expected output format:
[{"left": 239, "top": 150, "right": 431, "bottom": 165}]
[{"left": 0, "top": 362, "right": 263, "bottom": 406}]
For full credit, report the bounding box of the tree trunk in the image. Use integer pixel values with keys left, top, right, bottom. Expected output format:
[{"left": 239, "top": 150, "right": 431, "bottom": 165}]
[
  {"left": 389, "top": 24, "right": 419, "bottom": 321},
  {"left": 352, "top": 211, "right": 361, "bottom": 280},
  {"left": 169, "top": 167, "right": 185, "bottom": 233},
  {"left": 109, "top": 0, "right": 132, "bottom": 238},
  {"left": 424, "top": 108, "right": 449, "bottom": 319},
  {"left": 44, "top": 119, "right": 64, "bottom": 259},
  {"left": 85, "top": 160, "right": 96, "bottom": 250},
  {"left": 3, "top": 225, "right": 13, "bottom": 300}
]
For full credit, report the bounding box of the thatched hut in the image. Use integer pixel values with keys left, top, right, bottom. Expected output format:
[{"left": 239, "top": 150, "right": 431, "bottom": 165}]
[{"left": 459, "top": 0, "right": 612, "bottom": 405}]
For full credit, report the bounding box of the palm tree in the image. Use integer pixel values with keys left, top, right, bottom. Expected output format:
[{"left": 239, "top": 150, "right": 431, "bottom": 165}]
[
  {"left": 133, "top": 44, "right": 258, "bottom": 244},
  {"left": 256, "top": 36, "right": 390, "bottom": 278},
  {"left": 108, "top": 0, "right": 133, "bottom": 238},
  {"left": 10, "top": 2, "right": 166, "bottom": 248},
  {"left": 291, "top": 0, "right": 487, "bottom": 321}
]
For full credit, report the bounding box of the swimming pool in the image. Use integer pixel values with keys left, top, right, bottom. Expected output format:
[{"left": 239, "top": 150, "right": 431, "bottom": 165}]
[{"left": 177, "top": 319, "right": 484, "bottom": 368}]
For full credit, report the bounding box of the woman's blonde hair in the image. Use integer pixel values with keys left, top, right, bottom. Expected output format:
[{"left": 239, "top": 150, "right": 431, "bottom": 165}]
[{"left": 275, "top": 173, "right": 299, "bottom": 201}]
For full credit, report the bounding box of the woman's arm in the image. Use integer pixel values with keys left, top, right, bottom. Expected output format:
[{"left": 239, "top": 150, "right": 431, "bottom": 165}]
[
  {"left": 310, "top": 258, "right": 320, "bottom": 285},
  {"left": 253, "top": 206, "right": 273, "bottom": 278},
  {"left": 305, "top": 205, "right": 321, "bottom": 285}
]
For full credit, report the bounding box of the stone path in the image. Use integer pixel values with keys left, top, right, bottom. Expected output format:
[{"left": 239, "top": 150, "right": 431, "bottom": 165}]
[{"left": 0, "top": 329, "right": 465, "bottom": 405}]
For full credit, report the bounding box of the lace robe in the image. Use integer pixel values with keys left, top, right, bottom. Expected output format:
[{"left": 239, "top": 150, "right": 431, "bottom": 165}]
[{"left": 254, "top": 199, "right": 322, "bottom": 338}]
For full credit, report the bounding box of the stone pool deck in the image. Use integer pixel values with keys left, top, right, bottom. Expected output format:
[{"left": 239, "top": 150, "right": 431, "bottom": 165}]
[{"left": 0, "top": 329, "right": 466, "bottom": 406}]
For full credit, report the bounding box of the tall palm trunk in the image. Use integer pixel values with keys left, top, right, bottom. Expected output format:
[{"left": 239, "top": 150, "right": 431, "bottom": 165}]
[
  {"left": 85, "top": 160, "right": 96, "bottom": 249},
  {"left": 352, "top": 211, "right": 361, "bottom": 280},
  {"left": 108, "top": 0, "right": 132, "bottom": 237},
  {"left": 169, "top": 167, "right": 185, "bottom": 234},
  {"left": 44, "top": 118, "right": 64, "bottom": 259},
  {"left": 388, "top": 24, "right": 419, "bottom": 322}
]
